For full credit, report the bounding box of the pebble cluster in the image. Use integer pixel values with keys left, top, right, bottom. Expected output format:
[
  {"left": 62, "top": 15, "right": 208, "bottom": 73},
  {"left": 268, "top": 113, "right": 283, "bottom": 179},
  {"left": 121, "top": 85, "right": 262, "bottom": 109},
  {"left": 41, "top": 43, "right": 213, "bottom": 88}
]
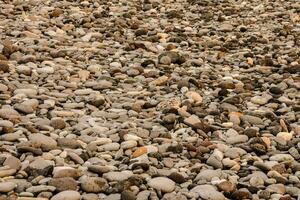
[{"left": 0, "top": 0, "right": 300, "bottom": 200}]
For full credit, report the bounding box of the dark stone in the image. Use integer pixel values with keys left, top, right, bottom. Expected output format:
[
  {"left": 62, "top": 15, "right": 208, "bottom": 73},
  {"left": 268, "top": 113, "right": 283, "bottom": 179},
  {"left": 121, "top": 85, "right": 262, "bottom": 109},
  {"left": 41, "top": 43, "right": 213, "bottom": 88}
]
[
  {"left": 158, "top": 51, "right": 186, "bottom": 65},
  {"left": 243, "top": 128, "right": 258, "bottom": 138},
  {"left": 17, "top": 146, "right": 43, "bottom": 156},
  {"left": 168, "top": 172, "right": 186, "bottom": 184},
  {"left": 167, "top": 144, "right": 183, "bottom": 153},
  {"left": 269, "top": 87, "right": 283, "bottom": 95},
  {"left": 231, "top": 190, "right": 251, "bottom": 199},
  {"left": 135, "top": 28, "right": 148, "bottom": 36},
  {"left": 121, "top": 190, "right": 136, "bottom": 200},
  {"left": 0, "top": 61, "right": 9, "bottom": 72},
  {"left": 141, "top": 59, "right": 156, "bottom": 68}
]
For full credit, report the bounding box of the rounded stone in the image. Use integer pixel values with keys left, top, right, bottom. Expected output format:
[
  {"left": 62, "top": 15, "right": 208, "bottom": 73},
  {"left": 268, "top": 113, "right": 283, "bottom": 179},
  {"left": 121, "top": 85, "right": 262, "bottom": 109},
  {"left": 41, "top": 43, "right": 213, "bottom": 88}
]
[
  {"left": 148, "top": 177, "right": 175, "bottom": 193},
  {"left": 80, "top": 177, "right": 108, "bottom": 193},
  {"left": 0, "top": 182, "right": 16, "bottom": 193},
  {"left": 50, "top": 190, "right": 81, "bottom": 200}
]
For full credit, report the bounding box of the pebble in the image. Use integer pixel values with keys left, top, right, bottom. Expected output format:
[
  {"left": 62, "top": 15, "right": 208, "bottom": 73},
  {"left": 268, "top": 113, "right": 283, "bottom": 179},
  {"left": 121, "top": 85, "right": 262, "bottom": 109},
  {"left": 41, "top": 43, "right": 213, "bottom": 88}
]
[
  {"left": 226, "top": 135, "right": 249, "bottom": 144},
  {"left": 0, "top": 181, "right": 16, "bottom": 193},
  {"left": 53, "top": 167, "right": 81, "bottom": 179},
  {"left": 103, "top": 171, "right": 133, "bottom": 182},
  {"left": 25, "top": 158, "right": 54, "bottom": 177},
  {"left": 207, "top": 149, "right": 223, "bottom": 169},
  {"left": 48, "top": 177, "right": 78, "bottom": 192},
  {"left": 26, "top": 185, "right": 56, "bottom": 193},
  {"left": 195, "top": 169, "right": 222, "bottom": 182},
  {"left": 29, "top": 134, "right": 57, "bottom": 151},
  {"left": 0, "top": 61, "right": 10, "bottom": 72},
  {"left": 148, "top": 177, "right": 175, "bottom": 193},
  {"left": 191, "top": 184, "right": 226, "bottom": 200},
  {"left": 276, "top": 132, "right": 293, "bottom": 141},
  {"left": 270, "top": 154, "right": 294, "bottom": 162},
  {"left": 80, "top": 176, "right": 108, "bottom": 193},
  {"left": 51, "top": 191, "right": 81, "bottom": 200},
  {"left": 0, "top": 0, "right": 299, "bottom": 199}
]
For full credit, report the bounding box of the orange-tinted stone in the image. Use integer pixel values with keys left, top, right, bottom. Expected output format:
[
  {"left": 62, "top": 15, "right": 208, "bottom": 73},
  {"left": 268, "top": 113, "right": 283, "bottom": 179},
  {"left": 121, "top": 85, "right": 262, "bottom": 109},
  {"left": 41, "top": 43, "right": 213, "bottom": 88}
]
[{"left": 132, "top": 147, "right": 147, "bottom": 158}]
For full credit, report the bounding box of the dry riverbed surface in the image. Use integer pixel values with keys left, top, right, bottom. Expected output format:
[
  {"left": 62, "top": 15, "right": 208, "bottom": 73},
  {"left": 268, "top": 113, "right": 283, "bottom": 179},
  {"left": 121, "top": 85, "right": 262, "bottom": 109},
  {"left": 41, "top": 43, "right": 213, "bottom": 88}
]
[{"left": 0, "top": 0, "right": 300, "bottom": 200}]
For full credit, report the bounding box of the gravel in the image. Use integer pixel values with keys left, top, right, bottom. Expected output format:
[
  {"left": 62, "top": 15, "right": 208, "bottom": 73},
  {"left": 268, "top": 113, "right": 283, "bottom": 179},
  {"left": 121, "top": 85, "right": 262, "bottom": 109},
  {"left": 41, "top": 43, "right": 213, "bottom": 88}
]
[{"left": 0, "top": 0, "right": 299, "bottom": 199}]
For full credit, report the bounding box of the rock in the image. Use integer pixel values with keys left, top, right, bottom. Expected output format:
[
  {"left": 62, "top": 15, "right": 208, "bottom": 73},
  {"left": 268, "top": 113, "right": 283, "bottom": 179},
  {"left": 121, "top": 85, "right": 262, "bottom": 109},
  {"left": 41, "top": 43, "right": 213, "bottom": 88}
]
[
  {"left": 243, "top": 128, "right": 258, "bottom": 138},
  {"left": 15, "top": 99, "right": 39, "bottom": 114},
  {"left": 158, "top": 51, "right": 186, "bottom": 65},
  {"left": 16, "top": 65, "right": 32, "bottom": 75},
  {"left": 0, "top": 120, "right": 13, "bottom": 133},
  {"left": 195, "top": 169, "right": 222, "bottom": 182},
  {"left": 249, "top": 176, "right": 264, "bottom": 187},
  {"left": 0, "top": 60, "right": 9, "bottom": 72},
  {"left": 266, "top": 184, "right": 286, "bottom": 194},
  {"left": 207, "top": 149, "right": 223, "bottom": 169},
  {"left": 191, "top": 184, "right": 226, "bottom": 200},
  {"left": 136, "top": 190, "right": 150, "bottom": 200},
  {"left": 168, "top": 172, "right": 186, "bottom": 184},
  {"left": 159, "top": 56, "right": 171, "bottom": 65},
  {"left": 0, "top": 0, "right": 299, "bottom": 199},
  {"left": 14, "top": 88, "right": 37, "bottom": 97},
  {"left": 148, "top": 177, "right": 175, "bottom": 193},
  {"left": 226, "top": 135, "right": 248, "bottom": 144},
  {"left": 82, "top": 193, "right": 99, "bottom": 200},
  {"left": 241, "top": 115, "right": 264, "bottom": 125},
  {"left": 231, "top": 190, "right": 251, "bottom": 200},
  {"left": 51, "top": 191, "right": 81, "bottom": 200},
  {"left": 37, "top": 66, "right": 54, "bottom": 74},
  {"left": 184, "top": 115, "right": 210, "bottom": 132},
  {"left": 48, "top": 178, "right": 78, "bottom": 192},
  {"left": 258, "top": 190, "right": 271, "bottom": 199},
  {"left": 269, "top": 87, "right": 283, "bottom": 95},
  {"left": 26, "top": 185, "right": 56, "bottom": 194},
  {"left": 80, "top": 176, "right": 108, "bottom": 193},
  {"left": 103, "top": 171, "right": 133, "bottom": 182},
  {"left": 185, "top": 91, "right": 203, "bottom": 104},
  {"left": 132, "top": 147, "right": 148, "bottom": 158},
  {"left": 57, "top": 138, "right": 80, "bottom": 149},
  {"left": 289, "top": 147, "right": 300, "bottom": 159},
  {"left": 0, "top": 168, "right": 17, "bottom": 177},
  {"left": 121, "top": 190, "right": 136, "bottom": 200},
  {"left": 29, "top": 134, "right": 57, "bottom": 151},
  {"left": 276, "top": 132, "right": 293, "bottom": 141},
  {"left": 0, "top": 182, "right": 16, "bottom": 193},
  {"left": 121, "top": 140, "right": 137, "bottom": 149},
  {"left": 217, "top": 181, "right": 236, "bottom": 193},
  {"left": 53, "top": 167, "right": 81, "bottom": 179},
  {"left": 250, "top": 95, "right": 271, "bottom": 105},
  {"left": 3, "top": 156, "right": 21, "bottom": 170},
  {"left": 224, "top": 147, "right": 247, "bottom": 159},
  {"left": 98, "top": 143, "right": 120, "bottom": 151},
  {"left": 50, "top": 118, "right": 66, "bottom": 129},
  {"left": 270, "top": 154, "right": 294, "bottom": 162},
  {"left": 0, "top": 108, "right": 20, "bottom": 121},
  {"left": 25, "top": 158, "right": 54, "bottom": 177},
  {"left": 150, "top": 75, "right": 169, "bottom": 86},
  {"left": 219, "top": 23, "right": 234, "bottom": 32}
]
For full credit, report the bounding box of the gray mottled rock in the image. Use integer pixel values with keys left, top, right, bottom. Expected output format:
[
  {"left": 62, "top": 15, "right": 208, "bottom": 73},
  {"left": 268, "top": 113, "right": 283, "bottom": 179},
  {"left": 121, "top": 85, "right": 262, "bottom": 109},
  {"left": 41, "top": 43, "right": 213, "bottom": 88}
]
[
  {"left": 191, "top": 184, "right": 226, "bottom": 200},
  {"left": 103, "top": 171, "right": 133, "bottom": 182},
  {"left": 80, "top": 176, "right": 108, "bottom": 193},
  {"left": 0, "top": 181, "right": 16, "bottom": 193},
  {"left": 51, "top": 190, "right": 81, "bottom": 200},
  {"left": 148, "top": 177, "right": 175, "bottom": 193}
]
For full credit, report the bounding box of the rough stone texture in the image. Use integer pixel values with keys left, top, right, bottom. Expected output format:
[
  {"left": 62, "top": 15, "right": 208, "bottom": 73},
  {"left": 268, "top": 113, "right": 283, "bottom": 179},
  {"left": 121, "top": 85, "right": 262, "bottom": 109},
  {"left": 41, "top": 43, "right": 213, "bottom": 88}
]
[
  {"left": 0, "top": 0, "right": 299, "bottom": 199},
  {"left": 50, "top": 191, "right": 80, "bottom": 200},
  {"left": 148, "top": 177, "right": 175, "bottom": 193}
]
